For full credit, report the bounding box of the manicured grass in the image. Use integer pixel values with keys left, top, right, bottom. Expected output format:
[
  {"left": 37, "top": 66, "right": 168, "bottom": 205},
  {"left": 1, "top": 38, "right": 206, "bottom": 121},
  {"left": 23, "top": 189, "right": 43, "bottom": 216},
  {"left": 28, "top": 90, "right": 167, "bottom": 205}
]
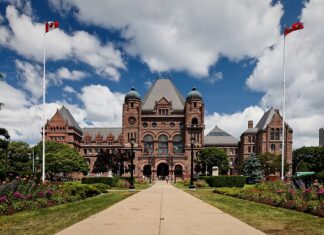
[
  {"left": 188, "top": 189, "right": 324, "bottom": 235},
  {"left": 0, "top": 191, "right": 134, "bottom": 235}
]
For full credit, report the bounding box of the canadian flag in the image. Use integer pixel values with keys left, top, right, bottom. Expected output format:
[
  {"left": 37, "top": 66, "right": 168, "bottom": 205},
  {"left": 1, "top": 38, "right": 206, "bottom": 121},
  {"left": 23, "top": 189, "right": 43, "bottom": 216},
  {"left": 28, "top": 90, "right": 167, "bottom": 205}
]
[{"left": 45, "top": 21, "right": 59, "bottom": 33}]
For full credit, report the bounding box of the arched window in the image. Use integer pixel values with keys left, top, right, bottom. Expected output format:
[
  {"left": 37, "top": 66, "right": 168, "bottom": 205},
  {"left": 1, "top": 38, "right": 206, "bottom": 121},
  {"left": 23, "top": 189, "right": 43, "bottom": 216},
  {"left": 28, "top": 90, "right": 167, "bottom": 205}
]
[
  {"left": 143, "top": 135, "right": 154, "bottom": 154},
  {"left": 173, "top": 135, "right": 183, "bottom": 154},
  {"left": 270, "top": 144, "right": 276, "bottom": 152},
  {"left": 270, "top": 128, "right": 275, "bottom": 140},
  {"left": 191, "top": 118, "right": 198, "bottom": 126},
  {"left": 158, "top": 135, "right": 168, "bottom": 155},
  {"left": 275, "top": 128, "right": 280, "bottom": 140}
]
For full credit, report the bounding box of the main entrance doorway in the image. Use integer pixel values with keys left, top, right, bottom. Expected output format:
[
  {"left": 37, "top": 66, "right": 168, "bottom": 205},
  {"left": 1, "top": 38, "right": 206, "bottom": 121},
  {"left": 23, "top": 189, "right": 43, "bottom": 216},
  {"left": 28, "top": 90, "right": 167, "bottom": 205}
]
[{"left": 157, "top": 163, "right": 169, "bottom": 179}]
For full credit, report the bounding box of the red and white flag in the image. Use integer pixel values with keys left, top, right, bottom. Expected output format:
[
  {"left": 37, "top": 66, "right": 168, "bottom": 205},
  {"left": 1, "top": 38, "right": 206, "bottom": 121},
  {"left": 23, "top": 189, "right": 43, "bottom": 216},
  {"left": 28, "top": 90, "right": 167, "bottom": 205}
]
[
  {"left": 45, "top": 21, "right": 59, "bottom": 33},
  {"left": 284, "top": 22, "right": 304, "bottom": 36}
]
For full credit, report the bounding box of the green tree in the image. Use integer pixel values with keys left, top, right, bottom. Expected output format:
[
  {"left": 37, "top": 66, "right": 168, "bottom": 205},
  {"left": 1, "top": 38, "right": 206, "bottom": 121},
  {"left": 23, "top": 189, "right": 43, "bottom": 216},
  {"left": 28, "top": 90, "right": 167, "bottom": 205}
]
[
  {"left": 6, "top": 141, "right": 32, "bottom": 176},
  {"left": 196, "top": 147, "right": 229, "bottom": 175},
  {"left": 257, "top": 153, "right": 289, "bottom": 176},
  {"left": 293, "top": 146, "right": 324, "bottom": 173},
  {"left": 34, "top": 142, "right": 88, "bottom": 180},
  {"left": 92, "top": 150, "right": 128, "bottom": 175},
  {"left": 242, "top": 152, "right": 263, "bottom": 183}
]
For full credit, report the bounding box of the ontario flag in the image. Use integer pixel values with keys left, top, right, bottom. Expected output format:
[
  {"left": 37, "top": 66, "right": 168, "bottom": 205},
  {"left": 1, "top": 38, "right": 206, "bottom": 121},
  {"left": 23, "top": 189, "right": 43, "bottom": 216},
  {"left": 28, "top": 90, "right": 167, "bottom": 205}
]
[
  {"left": 45, "top": 21, "right": 59, "bottom": 33},
  {"left": 284, "top": 22, "right": 304, "bottom": 36}
]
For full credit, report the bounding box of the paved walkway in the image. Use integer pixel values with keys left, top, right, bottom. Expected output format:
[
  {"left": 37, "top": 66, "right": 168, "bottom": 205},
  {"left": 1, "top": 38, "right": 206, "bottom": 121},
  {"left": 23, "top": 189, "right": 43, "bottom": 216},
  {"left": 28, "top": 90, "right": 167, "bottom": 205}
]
[{"left": 57, "top": 181, "right": 265, "bottom": 235}]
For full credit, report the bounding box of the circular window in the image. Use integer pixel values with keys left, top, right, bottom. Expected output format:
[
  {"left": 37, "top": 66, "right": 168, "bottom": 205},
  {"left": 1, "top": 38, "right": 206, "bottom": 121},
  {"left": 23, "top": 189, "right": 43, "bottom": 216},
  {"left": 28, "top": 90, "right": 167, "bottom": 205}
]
[
  {"left": 128, "top": 116, "right": 136, "bottom": 125},
  {"left": 152, "top": 122, "right": 157, "bottom": 128},
  {"left": 169, "top": 122, "right": 175, "bottom": 128},
  {"left": 142, "top": 122, "right": 148, "bottom": 128}
]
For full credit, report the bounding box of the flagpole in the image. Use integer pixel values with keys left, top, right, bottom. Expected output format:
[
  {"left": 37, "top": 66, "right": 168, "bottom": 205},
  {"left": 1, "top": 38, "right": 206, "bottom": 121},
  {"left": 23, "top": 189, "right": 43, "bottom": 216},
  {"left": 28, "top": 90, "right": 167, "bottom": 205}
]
[
  {"left": 42, "top": 32, "right": 46, "bottom": 183},
  {"left": 281, "top": 34, "right": 286, "bottom": 180}
]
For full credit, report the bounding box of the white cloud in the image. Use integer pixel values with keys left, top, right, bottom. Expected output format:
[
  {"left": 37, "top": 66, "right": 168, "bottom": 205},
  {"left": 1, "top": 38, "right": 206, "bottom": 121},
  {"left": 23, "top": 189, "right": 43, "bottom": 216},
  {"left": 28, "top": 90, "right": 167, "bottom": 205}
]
[
  {"left": 50, "top": 0, "right": 282, "bottom": 77},
  {"left": 15, "top": 59, "right": 43, "bottom": 100},
  {"left": 144, "top": 80, "right": 153, "bottom": 89},
  {"left": 0, "top": 80, "right": 29, "bottom": 109},
  {"left": 56, "top": 67, "right": 86, "bottom": 81},
  {"left": 246, "top": 0, "right": 324, "bottom": 146},
  {"left": 63, "top": 85, "right": 77, "bottom": 94},
  {"left": 0, "top": 80, "right": 124, "bottom": 144},
  {"left": 205, "top": 106, "right": 264, "bottom": 139},
  {"left": 206, "top": 71, "right": 223, "bottom": 84},
  {"left": 0, "top": 5, "right": 125, "bottom": 81},
  {"left": 78, "top": 85, "right": 124, "bottom": 127}
]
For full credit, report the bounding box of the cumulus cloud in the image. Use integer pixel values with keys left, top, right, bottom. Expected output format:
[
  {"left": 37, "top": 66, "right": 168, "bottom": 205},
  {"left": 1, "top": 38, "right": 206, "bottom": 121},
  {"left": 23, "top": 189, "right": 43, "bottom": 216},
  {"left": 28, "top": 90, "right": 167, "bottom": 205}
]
[
  {"left": 78, "top": 85, "right": 124, "bottom": 127},
  {"left": 63, "top": 85, "right": 77, "bottom": 94},
  {"left": 246, "top": 0, "right": 324, "bottom": 146},
  {"left": 0, "top": 5, "right": 125, "bottom": 81},
  {"left": 15, "top": 59, "right": 43, "bottom": 100},
  {"left": 0, "top": 80, "right": 124, "bottom": 144},
  {"left": 205, "top": 106, "right": 264, "bottom": 139},
  {"left": 50, "top": 0, "right": 282, "bottom": 77}
]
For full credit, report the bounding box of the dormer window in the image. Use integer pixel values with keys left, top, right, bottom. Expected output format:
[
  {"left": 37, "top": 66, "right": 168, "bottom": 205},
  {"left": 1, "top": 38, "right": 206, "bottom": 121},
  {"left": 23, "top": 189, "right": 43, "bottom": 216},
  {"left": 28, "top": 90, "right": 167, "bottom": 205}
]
[{"left": 158, "top": 109, "right": 168, "bottom": 115}]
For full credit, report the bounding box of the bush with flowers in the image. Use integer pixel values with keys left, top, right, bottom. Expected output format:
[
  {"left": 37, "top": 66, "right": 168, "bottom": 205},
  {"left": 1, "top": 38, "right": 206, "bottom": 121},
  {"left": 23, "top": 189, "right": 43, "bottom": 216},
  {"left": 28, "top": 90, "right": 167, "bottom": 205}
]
[
  {"left": 0, "top": 176, "right": 109, "bottom": 215},
  {"left": 213, "top": 180, "right": 324, "bottom": 217}
]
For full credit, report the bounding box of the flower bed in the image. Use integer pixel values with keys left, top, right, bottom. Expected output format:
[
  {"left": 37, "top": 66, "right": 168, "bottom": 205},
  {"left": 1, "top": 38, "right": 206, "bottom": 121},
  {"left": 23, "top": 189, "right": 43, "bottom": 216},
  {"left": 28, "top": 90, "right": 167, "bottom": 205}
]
[
  {"left": 214, "top": 181, "right": 324, "bottom": 217},
  {"left": 0, "top": 177, "right": 109, "bottom": 215}
]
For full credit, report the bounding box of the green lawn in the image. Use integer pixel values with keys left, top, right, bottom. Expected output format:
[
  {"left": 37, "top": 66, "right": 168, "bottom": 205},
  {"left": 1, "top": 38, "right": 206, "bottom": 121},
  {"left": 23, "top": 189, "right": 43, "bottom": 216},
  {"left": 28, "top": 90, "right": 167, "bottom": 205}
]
[
  {"left": 0, "top": 191, "right": 134, "bottom": 235},
  {"left": 188, "top": 189, "right": 324, "bottom": 235}
]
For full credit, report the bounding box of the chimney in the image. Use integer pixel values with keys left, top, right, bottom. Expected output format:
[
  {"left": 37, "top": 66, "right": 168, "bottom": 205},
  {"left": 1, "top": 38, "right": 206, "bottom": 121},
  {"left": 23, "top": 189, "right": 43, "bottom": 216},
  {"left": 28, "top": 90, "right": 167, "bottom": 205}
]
[{"left": 248, "top": 120, "right": 253, "bottom": 128}]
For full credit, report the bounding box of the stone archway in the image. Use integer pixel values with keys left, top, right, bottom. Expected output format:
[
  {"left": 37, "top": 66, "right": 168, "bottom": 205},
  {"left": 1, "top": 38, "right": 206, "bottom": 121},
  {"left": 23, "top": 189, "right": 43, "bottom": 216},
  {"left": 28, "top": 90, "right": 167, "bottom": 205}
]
[
  {"left": 174, "top": 164, "right": 183, "bottom": 177},
  {"left": 143, "top": 164, "right": 151, "bottom": 177},
  {"left": 157, "top": 163, "right": 169, "bottom": 179}
]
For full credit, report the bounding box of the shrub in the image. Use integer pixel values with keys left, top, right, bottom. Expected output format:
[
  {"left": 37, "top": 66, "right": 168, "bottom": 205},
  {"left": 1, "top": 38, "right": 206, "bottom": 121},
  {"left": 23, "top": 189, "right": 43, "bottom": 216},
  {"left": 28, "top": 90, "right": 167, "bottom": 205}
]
[
  {"left": 12, "top": 201, "right": 25, "bottom": 211},
  {"left": 115, "top": 179, "right": 130, "bottom": 188},
  {"left": 194, "top": 179, "right": 208, "bottom": 188},
  {"left": 91, "top": 183, "right": 110, "bottom": 192},
  {"left": 200, "top": 176, "right": 246, "bottom": 187},
  {"left": 213, "top": 187, "right": 242, "bottom": 197},
  {"left": 0, "top": 203, "right": 8, "bottom": 214},
  {"left": 81, "top": 177, "right": 119, "bottom": 187},
  {"left": 61, "top": 182, "right": 102, "bottom": 199}
]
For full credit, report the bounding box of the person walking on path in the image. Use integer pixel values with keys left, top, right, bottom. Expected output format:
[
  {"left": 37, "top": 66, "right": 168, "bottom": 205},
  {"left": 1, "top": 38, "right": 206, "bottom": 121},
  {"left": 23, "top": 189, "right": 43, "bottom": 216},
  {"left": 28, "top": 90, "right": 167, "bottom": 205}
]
[{"left": 166, "top": 175, "right": 169, "bottom": 183}]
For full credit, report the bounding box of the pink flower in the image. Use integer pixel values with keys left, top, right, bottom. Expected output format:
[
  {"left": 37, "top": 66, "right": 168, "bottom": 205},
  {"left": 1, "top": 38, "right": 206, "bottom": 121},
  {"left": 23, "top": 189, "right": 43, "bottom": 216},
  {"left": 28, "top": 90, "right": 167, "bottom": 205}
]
[
  {"left": 317, "top": 188, "right": 324, "bottom": 195},
  {"left": 13, "top": 191, "right": 23, "bottom": 199},
  {"left": 0, "top": 196, "right": 7, "bottom": 203},
  {"left": 37, "top": 191, "right": 46, "bottom": 197}
]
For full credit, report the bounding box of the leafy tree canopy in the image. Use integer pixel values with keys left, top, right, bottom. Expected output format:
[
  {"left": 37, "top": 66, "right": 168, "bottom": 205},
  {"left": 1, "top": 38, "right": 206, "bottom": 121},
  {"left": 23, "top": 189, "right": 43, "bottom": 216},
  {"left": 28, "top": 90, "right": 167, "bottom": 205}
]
[
  {"left": 293, "top": 146, "right": 324, "bottom": 173},
  {"left": 34, "top": 141, "right": 89, "bottom": 179},
  {"left": 0, "top": 141, "right": 32, "bottom": 177},
  {"left": 196, "top": 147, "right": 229, "bottom": 175},
  {"left": 257, "top": 152, "right": 289, "bottom": 176}
]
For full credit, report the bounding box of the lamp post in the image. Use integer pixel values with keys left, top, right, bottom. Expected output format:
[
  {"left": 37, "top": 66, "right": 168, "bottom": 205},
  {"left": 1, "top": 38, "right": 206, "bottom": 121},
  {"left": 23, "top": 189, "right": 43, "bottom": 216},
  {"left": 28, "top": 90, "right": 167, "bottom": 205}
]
[
  {"left": 129, "top": 138, "right": 135, "bottom": 190},
  {"left": 189, "top": 137, "right": 195, "bottom": 189},
  {"left": 151, "top": 155, "right": 155, "bottom": 182}
]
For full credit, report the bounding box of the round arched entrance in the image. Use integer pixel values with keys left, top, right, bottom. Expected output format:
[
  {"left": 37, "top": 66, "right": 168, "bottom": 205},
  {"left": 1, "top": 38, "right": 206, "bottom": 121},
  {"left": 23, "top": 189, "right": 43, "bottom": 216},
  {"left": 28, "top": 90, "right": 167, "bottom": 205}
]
[
  {"left": 174, "top": 165, "right": 183, "bottom": 177},
  {"left": 157, "top": 163, "right": 169, "bottom": 179},
  {"left": 143, "top": 164, "right": 151, "bottom": 177}
]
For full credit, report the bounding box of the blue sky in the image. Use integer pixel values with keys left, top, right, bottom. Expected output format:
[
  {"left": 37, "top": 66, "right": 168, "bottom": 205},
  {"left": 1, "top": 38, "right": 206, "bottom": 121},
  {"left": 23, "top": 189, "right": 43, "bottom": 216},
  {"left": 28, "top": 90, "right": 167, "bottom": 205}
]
[{"left": 0, "top": 0, "right": 323, "bottom": 147}]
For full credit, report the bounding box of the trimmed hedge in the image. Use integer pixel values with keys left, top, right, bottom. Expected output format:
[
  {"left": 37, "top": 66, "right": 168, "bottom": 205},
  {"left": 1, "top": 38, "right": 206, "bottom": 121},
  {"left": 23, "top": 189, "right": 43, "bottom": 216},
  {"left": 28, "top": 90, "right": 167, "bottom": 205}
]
[
  {"left": 199, "top": 176, "right": 246, "bottom": 187},
  {"left": 81, "top": 176, "right": 132, "bottom": 187}
]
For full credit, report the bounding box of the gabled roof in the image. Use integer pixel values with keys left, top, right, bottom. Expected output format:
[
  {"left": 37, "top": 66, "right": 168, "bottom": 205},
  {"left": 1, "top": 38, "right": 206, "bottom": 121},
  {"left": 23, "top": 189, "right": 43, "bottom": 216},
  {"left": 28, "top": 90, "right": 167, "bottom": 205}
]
[
  {"left": 142, "top": 78, "right": 185, "bottom": 111},
  {"left": 82, "top": 127, "right": 122, "bottom": 140},
  {"left": 58, "top": 106, "right": 82, "bottom": 132},
  {"left": 255, "top": 108, "right": 277, "bottom": 130},
  {"left": 204, "top": 125, "right": 239, "bottom": 146}
]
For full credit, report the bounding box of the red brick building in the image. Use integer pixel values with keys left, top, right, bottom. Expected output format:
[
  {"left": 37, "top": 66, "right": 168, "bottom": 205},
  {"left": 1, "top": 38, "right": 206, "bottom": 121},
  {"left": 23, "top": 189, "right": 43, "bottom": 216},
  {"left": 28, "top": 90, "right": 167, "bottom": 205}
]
[
  {"left": 45, "top": 80, "right": 293, "bottom": 178},
  {"left": 239, "top": 108, "right": 293, "bottom": 175},
  {"left": 46, "top": 78, "right": 205, "bottom": 179}
]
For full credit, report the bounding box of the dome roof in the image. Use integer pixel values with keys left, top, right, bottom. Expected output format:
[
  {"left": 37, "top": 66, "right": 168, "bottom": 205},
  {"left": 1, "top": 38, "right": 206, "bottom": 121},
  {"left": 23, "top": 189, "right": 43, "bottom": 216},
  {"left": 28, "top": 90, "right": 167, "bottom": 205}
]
[
  {"left": 186, "top": 87, "right": 202, "bottom": 100},
  {"left": 125, "top": 87, "right": 141, "bottom": 100}
]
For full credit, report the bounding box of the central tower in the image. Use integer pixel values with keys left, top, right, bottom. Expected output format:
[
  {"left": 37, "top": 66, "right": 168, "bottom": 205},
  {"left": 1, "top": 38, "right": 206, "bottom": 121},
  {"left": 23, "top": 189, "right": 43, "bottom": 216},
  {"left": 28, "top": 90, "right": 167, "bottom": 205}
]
[{"left": 122, "top": 78, "right": 204, "bottom": 179}]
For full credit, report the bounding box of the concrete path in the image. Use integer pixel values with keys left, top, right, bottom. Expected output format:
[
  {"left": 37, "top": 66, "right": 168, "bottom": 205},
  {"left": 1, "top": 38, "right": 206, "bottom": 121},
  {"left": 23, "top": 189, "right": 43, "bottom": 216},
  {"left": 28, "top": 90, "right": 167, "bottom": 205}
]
[{"left": 57, "top": 181, "right": 265, "bottom": 235}]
